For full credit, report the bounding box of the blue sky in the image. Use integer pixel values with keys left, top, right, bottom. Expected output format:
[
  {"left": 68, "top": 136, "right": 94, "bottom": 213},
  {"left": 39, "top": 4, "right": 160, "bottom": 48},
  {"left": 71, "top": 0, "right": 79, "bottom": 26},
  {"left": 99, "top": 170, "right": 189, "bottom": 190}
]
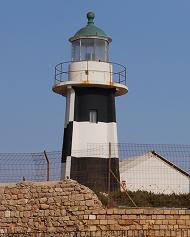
[{"left": 0, "top": 1, "right": 190, "bottom": 152}]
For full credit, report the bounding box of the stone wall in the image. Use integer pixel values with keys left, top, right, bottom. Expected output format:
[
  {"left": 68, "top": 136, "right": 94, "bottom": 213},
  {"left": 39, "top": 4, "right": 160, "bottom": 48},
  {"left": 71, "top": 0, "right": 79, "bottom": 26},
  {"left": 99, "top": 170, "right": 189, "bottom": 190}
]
[{"left": 0, "top": 180, "right": 189, "bottom": 235}]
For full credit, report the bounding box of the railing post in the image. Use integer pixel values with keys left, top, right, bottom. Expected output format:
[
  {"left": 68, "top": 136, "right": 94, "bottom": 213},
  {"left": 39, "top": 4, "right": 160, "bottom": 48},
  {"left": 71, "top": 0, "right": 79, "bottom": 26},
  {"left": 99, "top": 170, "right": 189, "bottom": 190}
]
[
  {"left": 54, "top": 66, "right": 56, "bottom": 84},
  {"left": 125, "top": 66, "right": 127, "bottom": 85},
  {"left": 86, "top": 60, "right": 89, "bottom": 81},
  {"left": 44, "top": 150, "right": 50, "bottom": 181},
  {"left": 60, "top": 63, "right": 63, "bottom": 82},
  {"left": 109, "top": 63, "right": 112, "bottom": 83}
]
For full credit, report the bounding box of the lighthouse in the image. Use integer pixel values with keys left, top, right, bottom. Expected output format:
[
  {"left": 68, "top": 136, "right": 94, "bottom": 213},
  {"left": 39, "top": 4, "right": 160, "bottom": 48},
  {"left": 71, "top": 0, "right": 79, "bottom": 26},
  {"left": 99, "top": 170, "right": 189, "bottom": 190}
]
[{"left": 53, "top": 12, "right": 128, "bottom": 192}]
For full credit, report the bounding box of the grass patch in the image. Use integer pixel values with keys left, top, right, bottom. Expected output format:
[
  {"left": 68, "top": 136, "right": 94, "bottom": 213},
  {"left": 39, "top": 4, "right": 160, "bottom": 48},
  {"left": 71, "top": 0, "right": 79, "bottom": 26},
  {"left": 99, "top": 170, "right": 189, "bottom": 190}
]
[{"left": 96, "top": 190, "right": 190, "bottom": 208}]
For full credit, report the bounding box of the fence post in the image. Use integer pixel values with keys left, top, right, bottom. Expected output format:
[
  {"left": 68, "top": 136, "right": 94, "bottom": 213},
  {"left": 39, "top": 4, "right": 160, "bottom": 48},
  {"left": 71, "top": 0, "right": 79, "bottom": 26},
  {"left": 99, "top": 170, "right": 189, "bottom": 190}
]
[
  {"left": 110, "top": 169, "right": 137, "bottom": 207},
  {"left": 44, "top": 150, "right": 50, "bottom": 181}
]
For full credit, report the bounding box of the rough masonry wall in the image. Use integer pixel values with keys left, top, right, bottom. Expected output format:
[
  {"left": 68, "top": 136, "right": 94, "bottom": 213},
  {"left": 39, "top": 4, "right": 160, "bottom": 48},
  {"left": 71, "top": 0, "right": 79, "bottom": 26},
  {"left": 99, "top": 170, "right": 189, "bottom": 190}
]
[{"left": 0, "top": 180, "right": 189, "bottom": 234}]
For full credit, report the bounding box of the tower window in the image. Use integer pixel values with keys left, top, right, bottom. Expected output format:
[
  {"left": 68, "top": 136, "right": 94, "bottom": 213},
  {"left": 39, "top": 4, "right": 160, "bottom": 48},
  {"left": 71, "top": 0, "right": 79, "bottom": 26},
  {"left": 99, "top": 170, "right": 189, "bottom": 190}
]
[{"left": 89, "top": 110, "right": 98, "bottom": 123}]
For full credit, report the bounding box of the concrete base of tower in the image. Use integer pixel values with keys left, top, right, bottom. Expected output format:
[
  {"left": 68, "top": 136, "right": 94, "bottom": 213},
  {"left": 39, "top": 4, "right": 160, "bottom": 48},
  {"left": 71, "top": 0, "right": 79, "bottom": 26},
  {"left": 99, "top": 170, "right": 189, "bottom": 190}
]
[{"left": 61, "top": 157, "right": 120, "bottom": 192}]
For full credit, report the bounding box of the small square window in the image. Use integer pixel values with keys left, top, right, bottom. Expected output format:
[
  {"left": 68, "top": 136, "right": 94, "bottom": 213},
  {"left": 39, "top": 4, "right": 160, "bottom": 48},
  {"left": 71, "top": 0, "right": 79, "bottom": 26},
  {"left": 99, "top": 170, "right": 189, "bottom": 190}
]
[{"left": 89, "top": 110, "right": 98, "bottom": 123}]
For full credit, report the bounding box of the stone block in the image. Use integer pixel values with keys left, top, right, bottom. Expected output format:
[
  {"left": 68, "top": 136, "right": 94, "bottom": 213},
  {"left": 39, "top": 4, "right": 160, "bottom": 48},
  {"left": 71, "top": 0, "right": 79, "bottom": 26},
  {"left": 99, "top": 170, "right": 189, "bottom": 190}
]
[
  {"left": 99, "top": 220, "right": 108, "bottom": 225},
  {"left": 126, "top": 208, "right": 144, "bottom": 214},
  {"left": 106, "top": 209, "right": 113, "bottom": 214},
  {"left": 97, "top": 214, "right": 105, "bottom": 219},
  {"left": 85, "top": 200, "right": 94, "bottom": 207},
  {"left": 163, "top": 210, "right": 171, "bottom": 214},
  {"left": 124, "top": 219, "right": 134, "bottom": 225},
  {"left": 122, "top": 214, "right": 137, "bottom": 219},
  {"left": 75, "top": 194, "right": 84, "bottom": 201},
  {"left": 177, "top": 219, "right": 185, "bottom": 225},
  {"left": 97, "top": 209, "right": 107, "bottom": 215},
  {"left": 69, "top": 206, "right": 78, "bottom": 212},
  {"left": 8, "top": 200, "right": 16, "bottom": 206},
  {"left": 139, "top": 214, "right": 148, "bottom": 219},
  {"left": 89, "top": 225, "right": 96, "bottom": 231},
  {"left": 40, "top": 197, "right": 47, "bottom": 203},
  {"left": 156, "top": 215, "right": 165, "bottom": 219},
  {"left": 185, "top": 220, "right": 190, "bottom": 225},
  {"left": 168, "top": 219, "right": 177, "bottom": 225},
  {"left": 47, "top": 197, "right": 54, "bottom": 203},
  {"left": 1, "top": 200, "right": 7, "bottom": 205},
  {"left": 0, "top": 206, "right": 6, "bottom": 211},
  {"left": 178, "top": 210, "right": 186, "bottom": 214},
  {"left": 44, "top": 210, "right": 49, "bottom": 216},
  {"left": 107, "top": 219, "right": 117, "bottom": 225},
  {"left": 78, "top": 206, "right": 86, "bottom": 211},
  {"left": 4, "top": 211, "right": 10, "bottom": 218},
  {"left": 152, "top": 209, "right": 164, "bottom": 214},
  {"left": 89, "top": 214, "right": 96, "bottom": 220},
  {"left": 117, "top": 209, "right": 126, "bottom": 214},
  {"left": 89, "top": 220, "right": 99, "bottom": 225},
  {"left": 160, "top": 224, "right": 168, "bottom": 229},
  {"left": 179, "top": 215, "right": 189, "bottom": 220},
  {"left": 83, "top": 215, "right": 88, "bottom": 220},
  {"left": 55, "top": 188, "right": 62, "bottom": 192},
  {"left": 170, "top": 210, "right": 179, "bottom": 214},
  {"left": 19, "top": 212, "right": 24, "bottom": 217},
  {"left": 60, "top": 209, "right": 66, "bottom": 215},
  {"left": 155, "top": 219, "right": 162, "bottom": 225},
  {"left": 18, "top": 199, "right": 28, "bottom": 205},
  {"left": 12, "top": 195, "right": 17, "bottom": 200},
  {"left": 40, "top": 204, "right": 49, "bottom": 210},
  {"left": 54, "top": 210, "right": 61, "bottom": 217}
]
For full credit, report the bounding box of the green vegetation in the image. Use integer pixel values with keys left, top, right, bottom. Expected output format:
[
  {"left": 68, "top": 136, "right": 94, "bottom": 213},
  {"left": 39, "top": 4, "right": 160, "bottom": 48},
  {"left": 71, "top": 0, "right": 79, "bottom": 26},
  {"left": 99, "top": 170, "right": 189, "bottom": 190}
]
[{"left": 96, "top": 190, "right": 190, "bottom": 208}]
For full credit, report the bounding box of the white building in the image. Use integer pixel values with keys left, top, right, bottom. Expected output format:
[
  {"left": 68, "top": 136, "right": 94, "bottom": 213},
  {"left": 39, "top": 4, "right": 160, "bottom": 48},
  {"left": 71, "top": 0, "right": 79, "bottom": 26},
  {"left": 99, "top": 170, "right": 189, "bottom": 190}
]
[{"left": 120, "top": 151, "right": 190, "bottom": 194}]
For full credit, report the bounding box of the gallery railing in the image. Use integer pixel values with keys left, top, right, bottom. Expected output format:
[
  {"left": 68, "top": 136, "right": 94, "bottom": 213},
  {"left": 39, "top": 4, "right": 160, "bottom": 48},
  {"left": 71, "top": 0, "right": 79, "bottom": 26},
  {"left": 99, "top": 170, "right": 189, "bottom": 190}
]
[{"left": 54, "top": 61, "right": 127, "bottom": 86}]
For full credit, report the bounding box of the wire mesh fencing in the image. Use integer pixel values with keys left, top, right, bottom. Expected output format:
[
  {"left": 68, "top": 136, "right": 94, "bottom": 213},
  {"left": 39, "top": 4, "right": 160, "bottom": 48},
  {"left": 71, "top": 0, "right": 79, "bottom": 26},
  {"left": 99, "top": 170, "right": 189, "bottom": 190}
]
[
  {"left": 0, "top": 143, "right": 189, "bottom": 197},
  {"left": 73, "top": 143, "right": 190, "bottom": 195},
  {"left": 0, "top": 151, "right": 61, "bottom": 183},
  {"left": 118, "top": 143, "right": 190, "bottom": 195}
]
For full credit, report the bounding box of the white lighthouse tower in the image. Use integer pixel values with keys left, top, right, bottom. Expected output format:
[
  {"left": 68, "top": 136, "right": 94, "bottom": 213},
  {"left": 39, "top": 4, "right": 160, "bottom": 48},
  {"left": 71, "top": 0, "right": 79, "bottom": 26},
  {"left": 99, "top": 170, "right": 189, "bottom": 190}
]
[{"left": 53, "top": 12, "right": 128, "bottom": 192}]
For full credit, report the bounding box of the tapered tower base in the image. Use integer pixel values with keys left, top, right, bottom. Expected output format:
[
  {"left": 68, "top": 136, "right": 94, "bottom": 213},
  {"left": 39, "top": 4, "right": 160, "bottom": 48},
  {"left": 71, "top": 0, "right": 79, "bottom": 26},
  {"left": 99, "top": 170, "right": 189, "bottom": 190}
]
[{"left": 70, "top": 157, "right": 120, "bottom": 192}]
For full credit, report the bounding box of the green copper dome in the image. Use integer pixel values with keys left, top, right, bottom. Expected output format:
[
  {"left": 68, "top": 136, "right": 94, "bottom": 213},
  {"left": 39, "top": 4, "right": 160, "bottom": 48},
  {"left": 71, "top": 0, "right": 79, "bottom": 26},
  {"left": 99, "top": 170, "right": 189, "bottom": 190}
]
[{"left": 69, "top": 12, "right": 112, "bottom": 43}]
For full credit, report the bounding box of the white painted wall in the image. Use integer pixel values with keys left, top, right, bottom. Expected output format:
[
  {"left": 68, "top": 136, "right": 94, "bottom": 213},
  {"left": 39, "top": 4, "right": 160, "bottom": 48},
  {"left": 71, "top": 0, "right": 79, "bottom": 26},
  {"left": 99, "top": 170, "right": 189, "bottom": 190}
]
[
  {"left": 68, "top": 61, "right": 112, "bottom": 84},
  {"left": 71, "top": 121, "right": 118, "bottom": 158},
  {"left": 120, "top": 153, "right": 190, "bottom": 194},
  {"left": 64, "top": 88, "right": 75, "bottom": 127}
]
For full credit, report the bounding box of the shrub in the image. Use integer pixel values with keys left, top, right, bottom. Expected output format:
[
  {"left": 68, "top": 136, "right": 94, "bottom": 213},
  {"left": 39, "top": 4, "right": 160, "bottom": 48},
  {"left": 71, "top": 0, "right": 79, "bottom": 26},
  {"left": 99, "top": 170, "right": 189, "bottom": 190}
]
[{"left": 96, "top": 190, "right": 190, "bottom": 208}]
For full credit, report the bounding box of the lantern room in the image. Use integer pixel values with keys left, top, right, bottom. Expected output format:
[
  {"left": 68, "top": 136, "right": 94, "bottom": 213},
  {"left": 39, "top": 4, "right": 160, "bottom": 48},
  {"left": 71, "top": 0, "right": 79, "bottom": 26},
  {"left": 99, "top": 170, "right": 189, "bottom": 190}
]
[
  {"left": 53, "top": 12, "right": 128, "bottom": 97},
  {"left": 69, "top": 12, "right": 112, "bottom": 62}
]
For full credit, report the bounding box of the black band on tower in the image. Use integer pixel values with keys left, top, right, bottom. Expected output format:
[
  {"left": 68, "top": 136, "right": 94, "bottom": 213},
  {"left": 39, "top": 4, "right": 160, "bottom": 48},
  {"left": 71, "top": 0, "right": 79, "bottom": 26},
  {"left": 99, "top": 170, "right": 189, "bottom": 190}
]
[
  {"left": 74, "top": 87, "right": 116, "bottom": 123},
  {"left": 70, "top": 156, "right": 120, "bottom": 192},
  {"left": 62, "top": 122, "right": 73, "bottom": 163}
]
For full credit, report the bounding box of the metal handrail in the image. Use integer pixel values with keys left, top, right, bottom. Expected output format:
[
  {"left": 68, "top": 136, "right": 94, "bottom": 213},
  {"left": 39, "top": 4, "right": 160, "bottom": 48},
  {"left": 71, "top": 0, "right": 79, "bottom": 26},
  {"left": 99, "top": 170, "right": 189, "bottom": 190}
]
[{"left": 54, "top": 61, "right": 127, "bottom": 86}]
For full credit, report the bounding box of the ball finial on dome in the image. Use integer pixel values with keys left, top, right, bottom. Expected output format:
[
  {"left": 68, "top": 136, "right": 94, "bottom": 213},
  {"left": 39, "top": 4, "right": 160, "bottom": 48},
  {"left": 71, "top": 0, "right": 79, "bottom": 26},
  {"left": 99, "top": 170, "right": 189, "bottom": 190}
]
[{"left": 87, "top": 11, "right": 95, "bottom": 24}]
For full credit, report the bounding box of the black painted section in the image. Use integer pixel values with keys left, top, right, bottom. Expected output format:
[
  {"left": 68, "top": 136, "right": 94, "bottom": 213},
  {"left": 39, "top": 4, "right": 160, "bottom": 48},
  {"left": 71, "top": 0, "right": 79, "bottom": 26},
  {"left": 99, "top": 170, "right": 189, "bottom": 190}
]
[
  {"left": 70, "top": 157, "right": 120, "bottom": 192},
  {"left": 61, "top": 122, "right": 73, "bottom": 163},
  {"left": 74, "top": 87, "right": 116, "bottom": 123}
]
